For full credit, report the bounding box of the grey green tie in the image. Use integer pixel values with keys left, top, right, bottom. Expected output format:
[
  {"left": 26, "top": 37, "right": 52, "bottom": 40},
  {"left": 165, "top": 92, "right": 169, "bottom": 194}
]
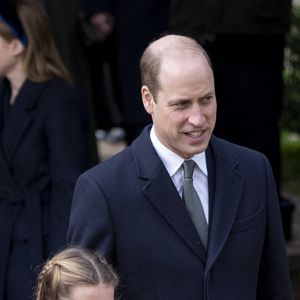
[{"left": 182, "top": 160, "right": 208, "bottom": 249}]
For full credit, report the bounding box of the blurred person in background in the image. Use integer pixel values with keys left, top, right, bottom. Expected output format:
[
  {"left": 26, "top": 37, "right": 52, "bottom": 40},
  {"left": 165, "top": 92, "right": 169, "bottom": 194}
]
[
  {"left": 82, "top": 0, "right": 170, "bottom": 144},
  {"left": 0, "top": 0, "right": 92, "bottom": 299},
  {"left": 41, "top": 0, "right": 99, "bottom": 161}
]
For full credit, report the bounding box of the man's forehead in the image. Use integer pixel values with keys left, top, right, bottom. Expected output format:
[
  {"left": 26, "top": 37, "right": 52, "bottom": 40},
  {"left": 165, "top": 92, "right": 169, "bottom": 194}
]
[{"left": 160, "top": 51, "right": 208, "bottom": 73}]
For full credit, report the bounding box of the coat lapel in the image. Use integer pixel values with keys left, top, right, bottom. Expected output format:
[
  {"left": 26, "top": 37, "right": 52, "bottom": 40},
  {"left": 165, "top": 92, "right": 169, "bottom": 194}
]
[
  {"left": 1, "top": 80, "right": 48, "bottom": 164},
  {"left": 205, "top": 136, "right": 245, "bottom": 272},
  {"left": 131, "top": 129, "right": 245, "bottom": 265},
  {"left": 143, "top": 167, "right": 207, "bottom": 262},
  {"left": 132, "top": 126, "right": 207, "bottom": 262}
]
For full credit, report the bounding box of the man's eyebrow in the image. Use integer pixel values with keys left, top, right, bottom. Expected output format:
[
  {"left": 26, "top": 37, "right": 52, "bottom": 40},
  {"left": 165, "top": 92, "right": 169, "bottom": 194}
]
[
  {"left": 201, "top": 91, "right": 215, "bottom": 98},
  {"left": 167, "top": 98, "right": 191, "bottom": 105}
]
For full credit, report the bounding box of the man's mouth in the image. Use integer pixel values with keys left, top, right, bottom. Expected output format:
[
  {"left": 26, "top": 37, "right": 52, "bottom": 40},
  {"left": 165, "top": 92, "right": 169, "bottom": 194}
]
[{"left": 184, "top": 130, "right": 205, "bottom": 138}]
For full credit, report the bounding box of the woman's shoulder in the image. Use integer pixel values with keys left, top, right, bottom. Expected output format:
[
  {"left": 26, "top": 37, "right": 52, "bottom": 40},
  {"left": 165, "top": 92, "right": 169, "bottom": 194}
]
[
  {"left": 39, "top": 78, "right": 86, "bottom": 103},
  {"left": 29, "top": 78, "right": 88, "bottom": 117},
  {"left": 44, "top": 78, "right": 79, "bottom": 95}
]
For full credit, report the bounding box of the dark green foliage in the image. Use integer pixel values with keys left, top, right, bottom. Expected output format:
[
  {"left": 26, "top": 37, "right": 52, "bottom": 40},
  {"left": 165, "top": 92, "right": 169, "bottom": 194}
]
[
  {"left": 282, "top": 7, "right": 300, "bottom": 133},
  {"left": 281, "top": 132, "right": 300, "bottom": 195}
]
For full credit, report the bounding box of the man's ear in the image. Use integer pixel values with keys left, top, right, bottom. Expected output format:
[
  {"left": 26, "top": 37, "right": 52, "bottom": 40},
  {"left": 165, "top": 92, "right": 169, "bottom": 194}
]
[{"left": 141, "top": 85, "right": 154, "bottom": 114}]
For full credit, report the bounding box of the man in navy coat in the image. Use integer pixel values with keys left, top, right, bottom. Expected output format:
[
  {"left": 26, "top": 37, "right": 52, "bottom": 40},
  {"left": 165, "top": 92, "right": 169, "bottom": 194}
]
[{"left": 68, "top": 35, "right": 293, "bottom": 299}]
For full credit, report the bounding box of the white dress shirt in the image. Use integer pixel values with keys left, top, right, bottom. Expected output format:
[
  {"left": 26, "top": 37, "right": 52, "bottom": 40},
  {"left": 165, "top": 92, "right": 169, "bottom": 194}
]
[{"left": 150, "top": 126, "right": 209, "bottom": 223}]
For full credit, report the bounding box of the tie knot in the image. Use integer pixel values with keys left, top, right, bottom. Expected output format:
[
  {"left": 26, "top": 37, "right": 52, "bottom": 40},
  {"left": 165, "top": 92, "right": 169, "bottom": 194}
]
[{"left": 183, "top": 160, "right": 196, "bottom": 179}]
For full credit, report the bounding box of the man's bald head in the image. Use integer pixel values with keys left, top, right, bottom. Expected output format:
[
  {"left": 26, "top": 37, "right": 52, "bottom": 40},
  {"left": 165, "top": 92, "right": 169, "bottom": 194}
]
[{"left": 140, "top": 34, "right": 212, "bottom": 100}]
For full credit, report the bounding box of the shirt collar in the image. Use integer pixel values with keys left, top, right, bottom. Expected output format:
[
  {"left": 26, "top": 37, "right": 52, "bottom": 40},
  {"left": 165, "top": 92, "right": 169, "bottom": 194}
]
[{"left": 150, "top": 126, "right": 208, "bottom": 177}]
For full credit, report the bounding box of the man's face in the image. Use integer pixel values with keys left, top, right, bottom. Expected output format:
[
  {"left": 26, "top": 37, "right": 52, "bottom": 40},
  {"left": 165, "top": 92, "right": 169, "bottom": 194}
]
[{"left": 142, "top": 54, "right": 217, "bottom": 159}]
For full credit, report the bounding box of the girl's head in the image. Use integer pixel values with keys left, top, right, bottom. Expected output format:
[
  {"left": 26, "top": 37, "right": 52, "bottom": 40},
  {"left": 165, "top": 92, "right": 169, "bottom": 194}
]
[
  {"left": 0, "top": 0, "right": 70, "bottom": 81},
  {"left": 35, "top": 248, "right": 118, "bottom": 300}
]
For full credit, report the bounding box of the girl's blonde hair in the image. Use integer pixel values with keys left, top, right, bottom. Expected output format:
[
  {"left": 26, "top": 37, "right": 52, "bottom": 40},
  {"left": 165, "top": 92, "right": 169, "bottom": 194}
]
[
  {"left": 0, "top": 0, "right": 71, "bottom": 82},
  {"left": 35, "top": 247, "right": 118, "bottom": 300}
]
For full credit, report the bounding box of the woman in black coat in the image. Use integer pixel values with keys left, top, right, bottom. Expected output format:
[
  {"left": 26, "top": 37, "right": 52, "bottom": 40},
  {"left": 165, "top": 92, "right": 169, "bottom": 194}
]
[{"left": 0, "top": 1, "right": 92, "bottom": 299}]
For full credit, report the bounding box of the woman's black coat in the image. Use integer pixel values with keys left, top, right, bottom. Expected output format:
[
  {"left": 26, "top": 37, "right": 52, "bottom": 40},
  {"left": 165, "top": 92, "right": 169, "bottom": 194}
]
[{"left": 0, "top": 78, "right": 91, "bottom": 298}]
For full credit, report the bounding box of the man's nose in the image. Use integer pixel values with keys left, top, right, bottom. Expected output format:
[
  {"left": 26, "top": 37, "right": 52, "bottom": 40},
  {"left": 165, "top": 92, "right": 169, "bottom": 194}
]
[{"left": 188, "top": 106, "right": 205, "bottom": 126}]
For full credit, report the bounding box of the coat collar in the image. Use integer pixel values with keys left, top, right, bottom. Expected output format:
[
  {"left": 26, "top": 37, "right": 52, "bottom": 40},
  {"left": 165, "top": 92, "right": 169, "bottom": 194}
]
[
  {"left": 131, "top": 127, "right": 245, "bottom": 266},
  {"left": 205, "top": 136, "right": 244, "bottom": 272},
  {"left": 1, "top": 79, "right": 49, "bottom": 164},
  {"left": 132, "top": 125, "right": 207, "bottom": 262}
]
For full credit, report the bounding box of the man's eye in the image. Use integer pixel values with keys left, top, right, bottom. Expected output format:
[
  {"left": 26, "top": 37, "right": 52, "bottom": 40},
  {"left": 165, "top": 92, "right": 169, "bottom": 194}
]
[
  {"left": 175, "top": 101, "right": 188, "bottom": 107},
  {"left": 201, "top": 96, "right": 213, "bottom": 104}
]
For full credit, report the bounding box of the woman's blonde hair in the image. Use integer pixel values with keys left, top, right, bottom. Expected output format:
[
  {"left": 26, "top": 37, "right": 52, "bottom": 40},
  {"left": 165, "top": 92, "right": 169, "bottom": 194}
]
[
  {"left": 35, "top": 247, "right": 118, "bottom": 300},
  {"left": 0, "top": 0, "right": 71, "bottom": 82}
]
